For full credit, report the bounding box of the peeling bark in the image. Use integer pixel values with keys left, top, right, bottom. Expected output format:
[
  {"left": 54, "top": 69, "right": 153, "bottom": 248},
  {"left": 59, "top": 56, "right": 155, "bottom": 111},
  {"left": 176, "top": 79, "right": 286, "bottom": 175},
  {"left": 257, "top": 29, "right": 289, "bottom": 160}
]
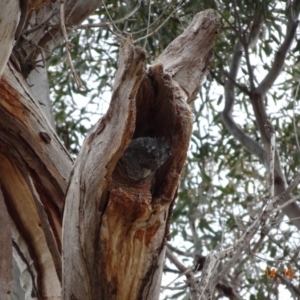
[
  {"left": 0, "top": 62, "right": 73, "bottom": 298},
  {"left": 0, "top": 1, "right": 104, "bottom": 297}
]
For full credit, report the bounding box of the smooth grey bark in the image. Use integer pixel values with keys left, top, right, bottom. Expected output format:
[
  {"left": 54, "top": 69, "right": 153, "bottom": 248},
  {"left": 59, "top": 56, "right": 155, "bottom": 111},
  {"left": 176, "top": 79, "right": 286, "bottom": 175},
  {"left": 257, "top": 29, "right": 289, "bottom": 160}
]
[
  {"left": 11, "top": 258, "right": 24, "bottom": 300},
  {"left": 27, "top": 56, "right": 55, "bottom": 127}
]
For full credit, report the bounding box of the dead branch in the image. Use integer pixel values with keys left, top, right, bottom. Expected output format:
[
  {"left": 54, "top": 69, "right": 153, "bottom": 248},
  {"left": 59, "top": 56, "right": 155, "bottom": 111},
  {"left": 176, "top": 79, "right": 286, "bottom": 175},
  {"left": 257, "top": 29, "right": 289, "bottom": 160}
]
[{"left": 166, "top": 248, "right": 202, "bottom": 300}]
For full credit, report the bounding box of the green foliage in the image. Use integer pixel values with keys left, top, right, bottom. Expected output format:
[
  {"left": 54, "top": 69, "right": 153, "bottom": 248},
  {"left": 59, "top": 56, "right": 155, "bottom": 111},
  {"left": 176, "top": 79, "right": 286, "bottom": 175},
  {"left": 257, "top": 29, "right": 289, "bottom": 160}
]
[{"left": 48, "top": 0, "right": 300, "bottom": 299}]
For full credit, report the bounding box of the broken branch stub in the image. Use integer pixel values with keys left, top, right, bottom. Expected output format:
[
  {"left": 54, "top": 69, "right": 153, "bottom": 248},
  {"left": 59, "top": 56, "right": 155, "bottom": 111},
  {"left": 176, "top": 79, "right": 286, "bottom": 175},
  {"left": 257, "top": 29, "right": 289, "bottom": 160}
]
[
  {"left": 63, "top": 10, "right": 219, "bottom": 300},
  {"left": 154, "top": 9, "right": 220, "bottom": 103}
]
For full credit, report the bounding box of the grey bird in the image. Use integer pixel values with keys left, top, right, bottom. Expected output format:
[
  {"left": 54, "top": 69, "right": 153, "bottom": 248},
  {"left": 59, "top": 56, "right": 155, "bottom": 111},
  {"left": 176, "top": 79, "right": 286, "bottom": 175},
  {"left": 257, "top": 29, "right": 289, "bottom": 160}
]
[{"left": 116, "top": 137, "right": 170, "bottom": 183}]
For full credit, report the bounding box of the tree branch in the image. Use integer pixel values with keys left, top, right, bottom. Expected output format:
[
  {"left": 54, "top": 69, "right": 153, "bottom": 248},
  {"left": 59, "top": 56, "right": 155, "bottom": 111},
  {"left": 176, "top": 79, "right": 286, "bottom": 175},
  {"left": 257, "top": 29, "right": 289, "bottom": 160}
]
[
  {"left": 60, "top": 0, "right": 84, "bottom": 89},
  {"left": 167, "top": 243, "right": 194, "bottom": 257},
  {"left": 198, "top": 170, "right": 300, "bottom": 297},
  {"left": 276, "top": 272, "right": 300, "bottom": 298},
  {"left": 223, "top": 70, "right": 250, "bottom": 95},
  {"left": 222, "top": 38, "right": 267, "bottom": 166},
  {"left": 256, "top": 5, "right": 299, "bottom": 96},
  {"left": 265, "top": 121, "right": 275, "bottom": 199},
  {"left": 221, "top": 10, "right": 265, "bottom": 163},
  {"left": 222, "top": 2, "right": 300, "bottom": 229},
  {"left": 166, "top": 247, "right": 203, "bottom": 300},
  {"left": 249, "top": 2, "right": 300, "bottom": 229}
]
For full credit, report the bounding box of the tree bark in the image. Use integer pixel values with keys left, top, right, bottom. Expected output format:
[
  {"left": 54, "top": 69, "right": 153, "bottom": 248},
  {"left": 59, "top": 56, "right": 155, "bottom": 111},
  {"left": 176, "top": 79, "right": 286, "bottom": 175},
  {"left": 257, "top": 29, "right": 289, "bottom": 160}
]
[
  {"left": 0, "top": 1, "right": 103, "bottom": 298},
  {"left": 0, "top": 0, "right": 19, "bottom": 77},
  {"left": 27, "top": 60, "right": 55, "bottom": 127},
  {"left": 0, "top": 0, "right": 219, "bottom": 298},
  {"left": 62, "top": 10, "right": 219, "bottom": 300},
  {"left": 0, "top": 62, "right": 73, "bottom": 299}
]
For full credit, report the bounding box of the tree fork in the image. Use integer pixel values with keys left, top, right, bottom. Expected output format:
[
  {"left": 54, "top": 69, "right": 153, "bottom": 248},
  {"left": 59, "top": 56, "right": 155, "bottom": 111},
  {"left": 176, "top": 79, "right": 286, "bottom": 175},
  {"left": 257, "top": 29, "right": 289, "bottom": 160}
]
[{"left": 62, "top": 10, "right": 219, "bottom": 300}]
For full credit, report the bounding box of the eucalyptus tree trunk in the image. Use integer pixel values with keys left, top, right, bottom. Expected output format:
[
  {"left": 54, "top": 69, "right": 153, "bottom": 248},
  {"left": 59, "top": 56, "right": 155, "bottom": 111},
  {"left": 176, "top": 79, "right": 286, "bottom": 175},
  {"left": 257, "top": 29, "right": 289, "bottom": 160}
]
[{"left": 0, "top": 1, "right": 219, "bottom": 299}]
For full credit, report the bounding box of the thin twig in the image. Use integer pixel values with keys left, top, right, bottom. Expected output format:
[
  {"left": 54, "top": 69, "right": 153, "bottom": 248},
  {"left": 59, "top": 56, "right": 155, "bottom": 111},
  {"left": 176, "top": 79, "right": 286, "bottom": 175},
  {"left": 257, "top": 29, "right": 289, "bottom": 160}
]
[
  {"left": 106, "top": 25, "right": 126, "bottom": 41},
  {"left": 167, "top": 244, "right": 194, "bottom": 257},
  {"left": 60, "top": 0, "right": 85, "bottom": 89},
  {"left": 232, "top": 0, "right": 242, "bottom": 37},
  {"left": 272, "top": 171, "right": 300, "bottom": 205},
  {"left": 143, "top": 0, "right": 152, "bottom": 49},
  {"left": 102, "top": 0, "right": 122, "bottom": 34},
  {"left": 250, "top": 251, "right": 291, "bottom": 263},
  {"left": 223, "top": 70, "right": 250, "bottom": 95},
  {"left": 161, "top": 283, "right": 189, "bottom": 290},
  {"left": 78, "top": 0, "right": 141, "bottom": 29},
  {"left": 198, "top": 170, "right": 300, "bottom": 298},
  {"left": 64, "top": 0, "right": 77, "bottom": 23},
  {"left": 265, "top": 121, "right": 275, "bottom": 199},
  {"left": 166, "top": 247, "right": 189, "bottom": 274},
  {"left": 23, "top": 10, "right": 58, "bottom": 35},
  {"left": 216, "top": 8, "right": 243, "bottom": 41},
  {"left": 166, "top": 247, "right": 203, "bottom": 300},
  {"left": 79, "top": 0, "right": 141, "bottom": 29},
  {"left": 130, "top": 1, "right": 174, "bottom": 35},
  {"left": 266, "top": 233, "right": 300, "bottom": 269},
  {"left": 21, "top": 34, "right": 63, "bottom": 65},
  {"left": 173, "top": 6, "right": 185, "bottom": 31},
  {"left": 292, "top": 82, "right": 300, "bottom": 152},
  {"left": 273, "top": 195, "right": 300, "bottom": 213},
  {"left": 276, "top": 272, "right": 300, "bottom": 297},
  {"left": 134, "top": 2, "right": 181, "bottom": 43}
]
